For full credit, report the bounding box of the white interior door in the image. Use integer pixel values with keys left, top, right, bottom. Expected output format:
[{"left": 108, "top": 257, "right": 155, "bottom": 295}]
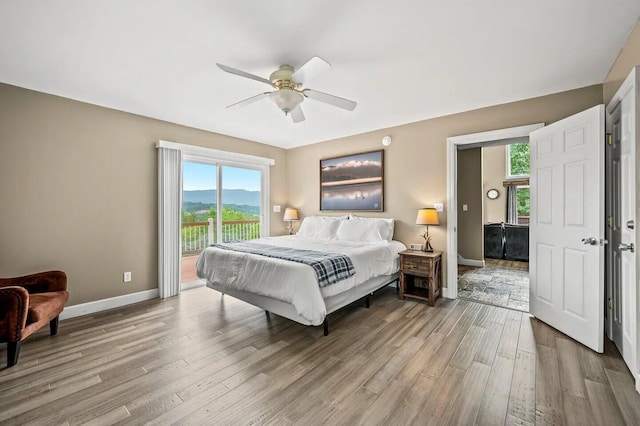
[
  {"left": 529, "top": 105, "right": 605, "bottom": 353},
  {"left": 606, "top": 104, "right": 624, "bottom": 349},
  {"left": 606, "top": 67, "right": 638, "bottom": 379}
]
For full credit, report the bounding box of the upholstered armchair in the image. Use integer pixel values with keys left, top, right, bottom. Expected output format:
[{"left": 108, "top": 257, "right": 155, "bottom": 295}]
[{"left": 0, "top": 270, "right": 69, "bottom": 367}]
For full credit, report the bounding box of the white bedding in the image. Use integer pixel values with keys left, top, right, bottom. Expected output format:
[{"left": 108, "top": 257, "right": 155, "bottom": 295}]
[{"left": 196, "top": 236, "right": 406, "bottom": 326}]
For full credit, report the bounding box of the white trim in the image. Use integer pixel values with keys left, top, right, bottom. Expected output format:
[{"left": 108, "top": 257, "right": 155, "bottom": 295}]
[
  {"left": 446, "top": 123, "right": 544, "bottom": 300},
  {"left": 457, "top": 253, "right": 485, "bottom": 267},
  {"left": 505, "top": 143, "right": 531, "bottom": 180},
  {"left": 59, "top": 289, "right": 159, "bottom": 320},
  {"left": 442, "top": 287, "right": 455, "bottom": 299},
  {"left": 157, "top": 140, "right": 275, "bottom": 167},
  {"left": 449, "top": 124, "right": 542, "bottom": 146},
  {"left": 607, "top": 66, "right": 637, "bottom": 115}
]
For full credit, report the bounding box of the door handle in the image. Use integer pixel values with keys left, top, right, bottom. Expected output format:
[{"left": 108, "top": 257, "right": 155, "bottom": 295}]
[
  {"left": 619, "top": 243, "right": 635, "bottom": 253},
  {"left": 581, "top": 237, "right": 598, "bottom": 246}
]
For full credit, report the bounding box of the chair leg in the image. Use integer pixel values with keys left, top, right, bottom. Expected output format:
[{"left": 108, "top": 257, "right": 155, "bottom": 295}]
[
  {"left": 7, "top": 341, "right": 20, "bottom": 367},
  {"left": 50, "top": 316, "right": 59, "bottom": 335}
]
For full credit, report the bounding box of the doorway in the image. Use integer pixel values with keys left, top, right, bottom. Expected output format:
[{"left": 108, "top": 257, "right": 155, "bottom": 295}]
[
  {"left": 446, "top": 124, "right": 543, "bottom": 301},
  {"left": 180, "top": 161, "right": 264, "bottom": 289},
  {"left": 180, "top": 161, "right": 266, "bottom": 289},
  {"left": 456, "top": 141, "right": 531, "bottom": 312}
]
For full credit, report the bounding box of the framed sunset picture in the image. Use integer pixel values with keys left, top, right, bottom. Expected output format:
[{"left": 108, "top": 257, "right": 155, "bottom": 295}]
[{"left": 320, "top": 150, "right": 384, "bottom": 211}]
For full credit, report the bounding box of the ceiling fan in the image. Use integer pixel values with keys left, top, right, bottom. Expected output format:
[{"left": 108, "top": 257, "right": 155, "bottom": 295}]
[{"left": 216, "top": 56, "right": 357, "bottom": 123}]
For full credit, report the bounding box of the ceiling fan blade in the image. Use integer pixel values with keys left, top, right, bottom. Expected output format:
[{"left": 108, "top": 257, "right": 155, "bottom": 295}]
[
  {"left": 291, "top": 56, "right": 331, "bottom": 84},
  {"left": 216, "top": 63, "right": 273, "bottom": 86},
  {"left": 226, "top": 92, "right": 271, "bottom": 109},
  {"left": 290, "top": 104, "right": 305, "bottom": 123},
  {"left": 303, "top": 89, "right": 357, "bottom": 111}
]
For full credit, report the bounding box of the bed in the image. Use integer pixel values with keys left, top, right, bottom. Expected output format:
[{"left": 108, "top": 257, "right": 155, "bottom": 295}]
[{"left": 196, "top": 215, "right": 406, "bottom": 335}]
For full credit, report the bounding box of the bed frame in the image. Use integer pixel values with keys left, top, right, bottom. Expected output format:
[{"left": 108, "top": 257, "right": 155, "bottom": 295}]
[{"left": 206, "top": 273, "right": 399, "bottom": 335}]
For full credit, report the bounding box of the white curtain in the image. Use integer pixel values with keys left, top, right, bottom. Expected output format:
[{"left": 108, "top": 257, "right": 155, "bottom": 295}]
[
  {"left": 506, "top": 186, "right": 518, "bottom": 224},
  {"left": 158, "top": 147, "right": 182, "bottom": 298}
]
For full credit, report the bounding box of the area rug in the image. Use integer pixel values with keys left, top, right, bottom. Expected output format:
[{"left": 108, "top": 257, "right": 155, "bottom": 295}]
[{"left": 457, "top": 266, "right": 529, "bottom": 312}]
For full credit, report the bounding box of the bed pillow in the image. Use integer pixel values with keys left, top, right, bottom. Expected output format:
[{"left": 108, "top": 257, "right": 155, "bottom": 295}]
[
  {"left": 336, "top": 218, "right": 394, "bottom": 242},
  {"left": 296, "top": 216, "right": 346, "bottom": 239},
  {"left": 346, "top": 215, "right": 395, "bottom": 241}
]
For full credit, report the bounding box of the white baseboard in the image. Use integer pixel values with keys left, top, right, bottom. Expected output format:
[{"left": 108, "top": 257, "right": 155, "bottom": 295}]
[
  {"left": 60, "top": 288, "right": 159, "bottom": 320},
  {"left": 442, "top": 287, "right": 456, "bottom": 299},
  {"left": 457, "top": 254, "right": 485, "bottom": 268}
]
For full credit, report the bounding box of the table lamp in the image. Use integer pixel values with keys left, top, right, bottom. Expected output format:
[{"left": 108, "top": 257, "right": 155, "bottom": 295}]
[
  {"left": 416, "top": 208, "right": 439, "bottom": 252},
  {"left": 283, "top": 208, "right": 299, "bottom": 235}
]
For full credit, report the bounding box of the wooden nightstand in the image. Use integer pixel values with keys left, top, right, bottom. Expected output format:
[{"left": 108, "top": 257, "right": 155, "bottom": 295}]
[{"left": 399, "top": 250, "right": 443, "bottom": 306}]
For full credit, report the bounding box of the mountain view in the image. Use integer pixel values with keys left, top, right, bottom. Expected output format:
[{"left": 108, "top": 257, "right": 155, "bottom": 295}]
[
  {"left": 182, "top": 189, "right": 261, "bottom": 219},
  {"left": 183, "top": 189, "right": 260, "bottom": 205}
]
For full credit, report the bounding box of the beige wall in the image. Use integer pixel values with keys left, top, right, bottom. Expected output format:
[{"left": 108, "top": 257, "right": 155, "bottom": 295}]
[
  {"left": 0, "top": 83, "right": 288, "bottom": 305},
  {"left": 0, "top": 73, "right": 609, "bottom": 304},
  {"left": 288, "top": 84, "right": 603, "bottom": 285},
  {"left": 457, "top": 148, "right": 483, "bottom": 260},
  {"left": 482, "top": 145, "right": 507, "bottom": 224},
  {"left": 604, "top": 18, "right": 640, "bottom": 103}
]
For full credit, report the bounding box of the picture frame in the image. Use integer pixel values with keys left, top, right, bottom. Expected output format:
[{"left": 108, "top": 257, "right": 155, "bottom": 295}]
[{"left": 320, "top": 149, "right": 384, "bottom": 211}]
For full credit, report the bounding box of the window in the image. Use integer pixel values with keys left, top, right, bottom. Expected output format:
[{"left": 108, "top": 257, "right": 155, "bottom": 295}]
[
  {"left": 506, "top": 142, "right": 530, "bottom": 178},
  {"left": 504, "top": 142, "right": 530, "bottom": 225}
]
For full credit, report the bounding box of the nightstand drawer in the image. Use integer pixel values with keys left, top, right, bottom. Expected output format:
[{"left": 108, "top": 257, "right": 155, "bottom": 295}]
[{"left": 402, "top": 258, "right": 431, "bottom": 275}]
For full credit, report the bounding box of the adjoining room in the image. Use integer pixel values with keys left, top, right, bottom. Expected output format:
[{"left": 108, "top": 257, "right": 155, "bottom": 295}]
[{"left": 457, "top": 142, "right": 530, "bottom": 312}]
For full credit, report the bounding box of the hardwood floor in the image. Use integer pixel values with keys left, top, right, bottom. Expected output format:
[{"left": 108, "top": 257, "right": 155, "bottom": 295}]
[{"left": 1, "top": 286, "right": 639, "bottom": 425}]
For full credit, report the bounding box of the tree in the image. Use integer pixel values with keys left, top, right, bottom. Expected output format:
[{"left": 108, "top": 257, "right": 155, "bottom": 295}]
[
  {"left": 516, "top": 187, "right": 530, "bottom": 216},
  {"left": 182, "top": 210, "right": 197, "bottom": 223},
  {"left": 221, "top": 206, "right": 257, "bottom": 221},
  {"left": 509, "top": 143, "right": 530, "bottom": 176},
  {"left": 207, "top": 207, "right": 217, "bottom": 220}
]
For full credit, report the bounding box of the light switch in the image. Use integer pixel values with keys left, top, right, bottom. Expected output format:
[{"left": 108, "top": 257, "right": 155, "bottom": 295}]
[
  {"left": 273, "top": 205, "right": 281, "bottom": 213},
  {"left": 462, "top": 204, "right": 468, "bottom": 211},
  {"left": 434, "top": 202, "right": 444, "bottom": 212}
]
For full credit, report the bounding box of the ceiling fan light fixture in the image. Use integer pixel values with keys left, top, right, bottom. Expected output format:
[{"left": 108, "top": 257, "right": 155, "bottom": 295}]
[{"left": 269, "top": 88, "right": 304, "bottom": 114}]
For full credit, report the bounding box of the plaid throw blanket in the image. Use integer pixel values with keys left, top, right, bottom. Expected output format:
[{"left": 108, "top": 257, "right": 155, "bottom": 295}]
[{"left": 210, "top": 241, "right": 355, "bottom": 287}]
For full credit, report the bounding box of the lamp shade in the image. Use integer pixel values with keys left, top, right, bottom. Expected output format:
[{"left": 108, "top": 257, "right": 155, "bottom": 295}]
[
  {"left": 270, "top": 89, "right": 304, "bottom": 114},
  {"left": 416, "top": 208, "right": 439, "bottom": 226},
  {"left": 283, "top": 208, "right": 299, "bottom": 221}
]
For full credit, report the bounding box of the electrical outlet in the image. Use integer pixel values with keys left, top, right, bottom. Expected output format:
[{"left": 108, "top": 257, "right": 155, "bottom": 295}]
[
  {"left": 123, "top": 272, "right": 132, "bottom": 282},
  {"left": 410, "top": 243, "right": 423, "bottom": 250}
]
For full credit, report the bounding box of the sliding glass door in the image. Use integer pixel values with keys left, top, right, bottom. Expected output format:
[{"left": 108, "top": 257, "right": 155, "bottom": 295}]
[
  {"left": 180, "top": 161, "right": 265, "bottom": 286},
  {"left": 221, "top": 166, "right": 262, "bottom": 242}
]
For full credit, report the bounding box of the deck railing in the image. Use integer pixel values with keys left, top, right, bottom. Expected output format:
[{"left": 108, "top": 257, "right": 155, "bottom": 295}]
[{"left": 181, "top": 218, "right": 260, "bottom": 255}]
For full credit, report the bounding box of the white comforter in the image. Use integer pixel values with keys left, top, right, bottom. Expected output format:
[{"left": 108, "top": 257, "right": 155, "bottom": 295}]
[{"left": 196, "top": 236, "right": 406, "bottom": 325}]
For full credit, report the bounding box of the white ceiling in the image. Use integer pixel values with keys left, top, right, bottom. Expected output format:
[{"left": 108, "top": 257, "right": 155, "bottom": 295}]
[{"left": 1, "top": 1, "right": 639, "bottom": 149}]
